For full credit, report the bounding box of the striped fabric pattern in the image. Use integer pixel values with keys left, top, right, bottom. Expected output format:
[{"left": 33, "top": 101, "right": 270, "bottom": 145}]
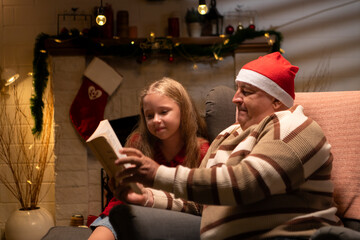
[{"left": 152, "top": 105, "right": 340, "bottom": 239}]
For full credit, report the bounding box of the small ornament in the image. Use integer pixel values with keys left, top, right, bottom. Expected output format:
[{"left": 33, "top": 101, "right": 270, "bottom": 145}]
[
  {"left": 82, "top": 28, "right": 90, "bottom": 36},
  {"left": 248, "top": 18, "right": 255, "bottom": 30},
  {"left": 225, "top": 25, "right": 234, "bottom": 35},
  {"left": 141, "top": 53, "right": 147, "bottom": 62},
  {"left": 237, "top": 22, "right": 244, "bottom": 31},
  {"left": 59, "top": 27, "right": 69, "bottom": 36},
  {"left": 168, "top": 53, "right": 174, "bottom": 62}
]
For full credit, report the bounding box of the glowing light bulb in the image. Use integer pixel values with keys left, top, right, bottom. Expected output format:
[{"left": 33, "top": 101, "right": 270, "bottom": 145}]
[
  {"left": 5, "top": 74, "right": 19, "bottom": 86},
  {"left": 198, "top": 0, "right": 208, "bottom": 15},
  {"left": 96, "top": 14, "right": 106, "bottom": 26},
  {"left": 2, "top": 68, "right": 19, "bottom": 86},
  {"left": 198, "top": 4, "right": 208, "bottom": 15}
]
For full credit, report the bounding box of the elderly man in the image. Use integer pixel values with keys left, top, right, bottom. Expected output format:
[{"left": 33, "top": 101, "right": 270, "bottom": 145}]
[{"left": 113, "top": 52, "right": 340, "bottom": 240}]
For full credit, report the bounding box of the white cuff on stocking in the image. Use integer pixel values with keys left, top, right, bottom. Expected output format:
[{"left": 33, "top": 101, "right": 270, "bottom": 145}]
[{"left": 84, "top": 57, "right": 123, "bottom": 95}]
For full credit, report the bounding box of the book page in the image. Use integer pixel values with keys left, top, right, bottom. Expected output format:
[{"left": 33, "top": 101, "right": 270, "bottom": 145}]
[
  {"left": 87, "top": 119, "right": 141, "bottom": 194},
  {"left": 87, "top": 119, "right": 122, "bottom": 154}
]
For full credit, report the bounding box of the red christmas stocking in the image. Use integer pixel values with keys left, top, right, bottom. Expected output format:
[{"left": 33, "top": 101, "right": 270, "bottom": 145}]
[{"left": 70, "top": 57, "right": 123, "bottom": 140}]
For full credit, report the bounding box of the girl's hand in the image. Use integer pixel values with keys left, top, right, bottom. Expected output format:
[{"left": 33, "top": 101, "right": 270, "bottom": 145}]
[
  {"left": 114, "top": 182, "right": 153, "bottom": 207},
  {"left": 115, "top": 147, "right": 160, "bottom": 187}
]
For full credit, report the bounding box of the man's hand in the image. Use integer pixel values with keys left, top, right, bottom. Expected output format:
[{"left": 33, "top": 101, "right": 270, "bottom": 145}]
[{"left": 115, "top": 147, "right": 160, "bottom": 188}]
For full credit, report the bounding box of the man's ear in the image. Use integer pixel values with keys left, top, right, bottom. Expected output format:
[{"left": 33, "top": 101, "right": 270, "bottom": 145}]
[{"left": 272, "top": 98, "right": 286, "bottom": 111}]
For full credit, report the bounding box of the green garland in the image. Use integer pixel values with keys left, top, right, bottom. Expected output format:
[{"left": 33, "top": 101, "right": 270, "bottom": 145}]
[
  {"left": 31, "top": 33, "right": 50, "bottom": 136},
  {"left": 31, "top": 28, "right": 282, "bottom": 135}
]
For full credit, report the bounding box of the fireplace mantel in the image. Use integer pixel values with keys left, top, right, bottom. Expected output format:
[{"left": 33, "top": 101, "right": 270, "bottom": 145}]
[{"left": 44, "top": 36, "right": 273, "bottom": 56}]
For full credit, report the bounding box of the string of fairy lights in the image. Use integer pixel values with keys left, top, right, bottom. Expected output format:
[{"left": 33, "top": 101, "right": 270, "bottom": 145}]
[{"left": 31, "top": 28, "right": 282, "bottom": 135}]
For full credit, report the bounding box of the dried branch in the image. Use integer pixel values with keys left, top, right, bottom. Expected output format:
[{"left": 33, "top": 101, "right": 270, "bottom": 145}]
[
  {"left": 0, "top": 84, "right": 54, "bottom": 210},
  {"left": 298, "top": 56, "right": 331, "bottom": 92}
]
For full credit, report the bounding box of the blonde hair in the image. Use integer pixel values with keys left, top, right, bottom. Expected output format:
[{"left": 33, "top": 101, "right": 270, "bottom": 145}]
[{"left": 126, "top": 77, "right": 207, "bottom": 168}]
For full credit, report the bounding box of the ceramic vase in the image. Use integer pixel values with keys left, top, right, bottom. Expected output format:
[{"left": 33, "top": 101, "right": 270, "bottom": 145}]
[
  {"left": 5, "top": 207, "right": 54, "bottom": 240},
  {"left": 188, "top": 22, "right": 202, "bottom": 37}
]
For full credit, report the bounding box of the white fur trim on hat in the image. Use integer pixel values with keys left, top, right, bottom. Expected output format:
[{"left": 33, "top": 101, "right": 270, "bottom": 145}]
[
  {"left": 84, "top": 57, "right": 123, "bottom": 95},
  {"left": 236, "top": 69, "right": 294, "bottom": 108}
]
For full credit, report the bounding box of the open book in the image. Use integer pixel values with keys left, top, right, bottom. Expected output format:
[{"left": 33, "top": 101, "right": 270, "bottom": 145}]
[{"left": 86, "top": 119, "right": 141, "bottom": 194}]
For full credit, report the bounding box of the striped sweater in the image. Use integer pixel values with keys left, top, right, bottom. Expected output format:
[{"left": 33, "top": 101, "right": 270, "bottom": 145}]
[{"left": 150, "top": 105, "right": 341, "bottom": 239}]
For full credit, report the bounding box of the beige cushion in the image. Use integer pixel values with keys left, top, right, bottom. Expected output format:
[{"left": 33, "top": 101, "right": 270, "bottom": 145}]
[{"left": 295, "top": 91, "right": 360, "bottom": 220}]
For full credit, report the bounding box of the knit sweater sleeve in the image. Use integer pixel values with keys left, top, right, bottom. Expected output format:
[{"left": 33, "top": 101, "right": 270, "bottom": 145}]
[
  {"left": 153, "top": 105, "right": 332, "bottom": 206},
  {"left": 148, "top": 188, "right": 202, "bottom": 215},
  {"left": 147, "top": 138, "right": 209, "bottom": 214}
]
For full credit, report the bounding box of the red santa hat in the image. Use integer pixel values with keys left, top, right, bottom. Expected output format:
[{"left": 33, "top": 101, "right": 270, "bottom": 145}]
[{"left": 235, "top": 52, "right": 299, "bottom": 108}]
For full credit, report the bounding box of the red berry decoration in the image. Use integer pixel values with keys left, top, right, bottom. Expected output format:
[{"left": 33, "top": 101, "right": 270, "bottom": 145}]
[
  {"left": 225, "top": 25, "right": 234, "bottom": 35},
  {"left": 82, "top": 28, "right": 89, "bottom": 36},
  {"left": 249, "top": 19, "right": 255, "bottom": 30},
  {"left": 60, "top": 27, "right": 69, "bottom": 36},
  {"left": 141, "top": 54, "right": 147, "bottom": 62},
  {"left": 168, "top": 54, "right": 174, "bottom": 62}
]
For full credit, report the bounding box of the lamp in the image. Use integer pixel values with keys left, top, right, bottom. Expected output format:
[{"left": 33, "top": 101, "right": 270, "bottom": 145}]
[
  {"left": 198, "top": 0, "right": 208, "bottom": 15},
  {"left": 96, "top": 0, "right": 106, "bottom": 26},
  {"left": 1, "top": 68, "right": 19, "bottom": 93}
]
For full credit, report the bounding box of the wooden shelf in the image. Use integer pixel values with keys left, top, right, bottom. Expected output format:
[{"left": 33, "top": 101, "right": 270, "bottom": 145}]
[{"left": 45, "top": 36, "right": 272, "bottom": 56}]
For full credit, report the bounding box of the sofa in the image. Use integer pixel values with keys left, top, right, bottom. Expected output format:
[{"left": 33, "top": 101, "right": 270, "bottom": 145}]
[
  {"left": 42, "top": 86, "right": 360, "bottom": 239},
  {"left": 205, "top": 86, "right": 360, "bottom": 239}
]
